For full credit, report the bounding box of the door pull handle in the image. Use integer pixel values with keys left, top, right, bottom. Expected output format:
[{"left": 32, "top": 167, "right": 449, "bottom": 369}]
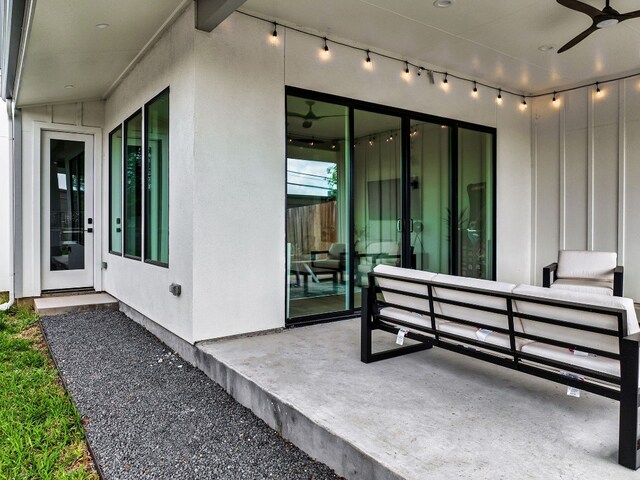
[
  {"left": 85, "top": 228, "right": 93, "bottom": 233},
  {"left": 396, "top": 219, "right": 402, "bottom": 232}
]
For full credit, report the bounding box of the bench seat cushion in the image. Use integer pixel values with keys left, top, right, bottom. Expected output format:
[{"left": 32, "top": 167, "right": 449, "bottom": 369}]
[
  {"left": 438, "top": 322, "right": 532, "bottom": 350},
  {"left": 378, "top": 307, "right": 446, "bottom": 332},
  {"left": 521, "top": 342, "right": 620, "bottom": 378},
  {"left": 550, "top": 278, "right": 613, "bottom": 296}
]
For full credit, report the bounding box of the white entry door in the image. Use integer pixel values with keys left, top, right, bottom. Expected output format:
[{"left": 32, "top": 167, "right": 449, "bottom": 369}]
[{"left": 41, "top": 131, "right": 94, "bottom": 290}]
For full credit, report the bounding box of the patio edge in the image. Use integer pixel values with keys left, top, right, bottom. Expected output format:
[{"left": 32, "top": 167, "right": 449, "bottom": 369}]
[{"left": 118, "top": 301, "right": 402, "bottom": 480}]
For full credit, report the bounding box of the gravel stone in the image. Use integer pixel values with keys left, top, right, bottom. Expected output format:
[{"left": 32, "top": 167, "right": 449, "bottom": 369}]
[{"left": 41, "top": 310, "right": 341, "bottom": 480}]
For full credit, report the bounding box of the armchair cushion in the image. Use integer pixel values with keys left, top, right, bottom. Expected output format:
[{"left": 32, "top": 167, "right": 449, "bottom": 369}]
[
  {"left": 549, "top": 278, "right": 613, "bottom": 296},
  {"left": 556, "top": 250, "right": 617, "bottom": 282}
]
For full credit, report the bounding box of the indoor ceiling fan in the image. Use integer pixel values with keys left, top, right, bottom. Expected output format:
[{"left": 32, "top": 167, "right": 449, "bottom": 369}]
[
  {"left": 287, "top": 101, "right": 344, "bottom": 129},
  {"left": 556, "top": 0, "right": 640, "bottom": 53}
]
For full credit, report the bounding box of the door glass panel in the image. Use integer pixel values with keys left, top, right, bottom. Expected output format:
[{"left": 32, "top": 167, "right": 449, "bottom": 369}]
[
  {"left": 286, "top": 96, "right": 350, "bottom": 320},
  {"left": 457, "top": 128, "right": 494, "bottom": 279},
  {"left": 354, "top": 110, "right": 402, "bottom": 306},
  {"left": 409, "top": 120, "right": 450, "bottom": 273},
  {"left": 49, "top": 139, "right": 85, "bottom": 271}
]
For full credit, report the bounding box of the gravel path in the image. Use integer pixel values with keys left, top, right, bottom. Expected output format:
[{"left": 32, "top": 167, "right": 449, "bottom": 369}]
[{"left": 41, "top": 311, "right": 341, "bottom": 480}]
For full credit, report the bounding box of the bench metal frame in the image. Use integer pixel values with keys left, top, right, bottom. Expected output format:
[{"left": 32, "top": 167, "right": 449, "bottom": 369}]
[{"left": 360, "top": 271, "right": 640, "bottom": 470}]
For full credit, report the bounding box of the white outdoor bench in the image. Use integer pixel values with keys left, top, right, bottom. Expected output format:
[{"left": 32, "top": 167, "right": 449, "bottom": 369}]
[{"left": 360, "top": 264, "right": 640, "bottom": 470}]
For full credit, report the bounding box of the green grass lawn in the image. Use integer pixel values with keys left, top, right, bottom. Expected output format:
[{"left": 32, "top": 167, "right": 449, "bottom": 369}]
[{"left": 0, "top": 295, "right": 98, "bottom": 479}]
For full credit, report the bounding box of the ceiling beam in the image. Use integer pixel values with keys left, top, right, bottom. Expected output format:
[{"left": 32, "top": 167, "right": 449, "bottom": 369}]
[{"left": 195, "top": 0, "right": 246, "bottom": 32}]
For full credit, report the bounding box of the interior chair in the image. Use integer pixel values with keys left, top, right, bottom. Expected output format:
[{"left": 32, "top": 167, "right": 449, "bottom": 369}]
[
  {"left": 356, "top": 241, "right": 401, "bottom": 286},
  {"left": 311, "top": 243, "right": 346, "bottom": 284},
  {"left": 543, "top": 250, "right": 623, "bottom": 297}
]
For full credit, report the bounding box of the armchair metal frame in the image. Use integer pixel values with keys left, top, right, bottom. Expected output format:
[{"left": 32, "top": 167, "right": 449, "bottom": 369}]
[{"left": 543, "top": 263, "right": 624, "bottom": 297}]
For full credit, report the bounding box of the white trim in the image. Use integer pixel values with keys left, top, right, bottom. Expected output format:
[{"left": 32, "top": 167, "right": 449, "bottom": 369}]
[
  {"left": 559, "top": 99, "right": 566, "bottom": 250},
  {"left": 32, "top": 122, "right": 103, "bottom": 294},
  {"left": 618, "top": 79, "right": 626, "bottom": 264},
  {"left": 13, "top": 0, "right": 36, "bottom": 105},
  {"left": 530, "top": 105, "right": 538, "bottom": 285},
  {"left": 102, "top": 0, "right": 191, "bottom": 100},
  {"left": 587, "top": 87, "right": 595, "bottom": 250}
]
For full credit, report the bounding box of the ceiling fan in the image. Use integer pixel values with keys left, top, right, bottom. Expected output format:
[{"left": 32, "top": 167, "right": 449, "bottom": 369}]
[
  {"left": 287, "top": 101, "right": 344, "bottom": 129},
  {"left": 556, "top": 0, "right": 640, "bottom": 53}
]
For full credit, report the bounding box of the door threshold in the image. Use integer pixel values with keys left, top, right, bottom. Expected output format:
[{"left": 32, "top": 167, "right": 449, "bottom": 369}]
[{"left": 41, "top": 287, "right": 96, "bottom": 298}]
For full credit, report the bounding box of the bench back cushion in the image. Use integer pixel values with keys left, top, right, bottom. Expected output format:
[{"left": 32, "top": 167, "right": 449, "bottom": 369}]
[
  {"left": 513, "top": 284, "right": 638, "bottom": 354},
  {"left": 373, "top": 264, "right": 437, "bottom": 314},
  {"left": 431, "top": 274, "right": 520, "bottom": 332},
  {"left": 556, "top": 250, "right": 616, "bottom": 282}
]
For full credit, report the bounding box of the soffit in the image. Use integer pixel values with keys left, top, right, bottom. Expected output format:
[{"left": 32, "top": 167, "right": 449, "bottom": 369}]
[
  {"left": 243, "top": 0, "right": 640, "bottom": 94},
  {"left": 17, "top": 0, "right": 184, "bottom": 107}
]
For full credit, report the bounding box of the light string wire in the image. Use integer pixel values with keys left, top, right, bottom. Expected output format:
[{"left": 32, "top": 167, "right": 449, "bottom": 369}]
[{"left": 238, "top": 10, "right": 640, "bottom": 103}]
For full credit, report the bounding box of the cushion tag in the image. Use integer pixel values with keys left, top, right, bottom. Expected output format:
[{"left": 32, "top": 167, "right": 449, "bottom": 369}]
[
  {"left": 571, "top": 349, "right": 595, "bottom": 357},
  {"left": 476, "top": 328, "right": 493, "bottom": 341},
  {"left": 396, "top": 328, "right": 408, "bottom": 345},
  {"left": 567, "top": 387, "right": 581, "bottom": 398}
]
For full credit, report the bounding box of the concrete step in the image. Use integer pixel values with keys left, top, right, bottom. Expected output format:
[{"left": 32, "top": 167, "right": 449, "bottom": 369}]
[{"left": 34, "top": 292, "right": 119, "bottom": 316}]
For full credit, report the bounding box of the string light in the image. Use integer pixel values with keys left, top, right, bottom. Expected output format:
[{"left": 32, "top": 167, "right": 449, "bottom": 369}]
[
  {"left": 552, "top": 91, "right": 557, "bottom": 103},
  {"left": 472, "top": 81, "right": 478, "bottom": 97},
  {"left": 241, "top": 11, "right": 640, "bottom": 112}
]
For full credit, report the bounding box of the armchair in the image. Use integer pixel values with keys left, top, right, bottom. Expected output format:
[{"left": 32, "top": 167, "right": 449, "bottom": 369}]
[
  {"left": 356, "top": 241, "right": 401, "bottom": 286},
  {"left": 311, "top": 243, "right": 346, "bottom": 284},
  {"left": 543, "top": 250, "right": 623, "bottom": 297}
]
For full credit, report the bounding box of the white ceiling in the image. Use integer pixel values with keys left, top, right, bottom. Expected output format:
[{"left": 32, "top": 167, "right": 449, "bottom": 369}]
[
  {"left": 243, "top": 0, "right": 640, "bottom": 94},
  {"left": 18, "top": 0, "right": 184, "bottom": 106},
  {"left": 16, "top": 0, "right": 640, "bottom": 107}
]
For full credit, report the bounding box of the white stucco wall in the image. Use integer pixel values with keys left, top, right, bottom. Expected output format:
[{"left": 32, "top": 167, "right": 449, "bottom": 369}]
[
  {"left": 532, "top": 80, "right": 640, "bottom": 300},
  {"left": 190, "top": 12, "right": 532, "bottom": 341},
  {"left": 0, "top": 100, "right": 9, "bottom": 292},
  {"left": 103, "top": 6, "right": 196, "bottom": 342}
]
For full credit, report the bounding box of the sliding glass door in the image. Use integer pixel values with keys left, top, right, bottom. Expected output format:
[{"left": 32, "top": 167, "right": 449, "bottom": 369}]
[
  {"left": 353, "top": 110, "right": 403, "bottom": 306},
  {"left": 286, "top": 96, "right": 350, "bottom": 319},
  {"left": 285, "top": 88, "right": 496, "bottom": 323}
]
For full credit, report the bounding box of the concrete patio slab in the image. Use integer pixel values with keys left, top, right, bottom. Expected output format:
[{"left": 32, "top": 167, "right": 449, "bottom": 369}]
[{"left": 197, "top": 319, "right": 637, "bottom": 480}]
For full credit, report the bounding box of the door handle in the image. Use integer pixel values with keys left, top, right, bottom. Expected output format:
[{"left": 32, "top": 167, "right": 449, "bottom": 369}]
[
  {"left": 409, "top": 219, "right": 414, "bottom": 232},
  {"left": 85, "top": 228, "right": 93, "bottom": 233},
  {"left": 396, "top": 219, "right": 402, "bottom": 232}
]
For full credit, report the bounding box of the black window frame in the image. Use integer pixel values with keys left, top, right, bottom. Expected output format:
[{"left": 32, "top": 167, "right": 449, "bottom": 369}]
[{"left": 108, "top": 125, "right": 123, "bottom": 255}]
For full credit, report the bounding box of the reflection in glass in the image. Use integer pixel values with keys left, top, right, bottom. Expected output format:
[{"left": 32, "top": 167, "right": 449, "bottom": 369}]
[
  {"left": 124, "top": 111, "right": 142, "bottom": 258},
  {"left": 109, "top": 127, "right": 122, "bottom": 253},
  {"left": 457, "top": 128, "right": 494, "bottom": 279},
  {"left": 409, "top": 120, "right": 450, "bottom": 274},
  {"left": 286, "top": 96, "right": 349, "bottom": 320},
  {"left": 354, "top": 110, "right": 402, "bottom": 306},
  {"left": 145, "top": 91, "right": 170, "bottom": 265},
  {"left": 49, "top": 139, "right": 85, "bottom": 271}
]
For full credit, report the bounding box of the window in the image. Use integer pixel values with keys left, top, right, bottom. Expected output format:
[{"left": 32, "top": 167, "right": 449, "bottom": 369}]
[
  {"left": 144, "top": 89, "right": 169, "bottom": 265},
  {"left": 110, "top": 89, "right": 170, "bottom": 266},
  {"left": 124, "top": 111, "right": 142, "bottom": 259},
  {"left": 109, "top": 126, "right": 122, "bottom": 253}
]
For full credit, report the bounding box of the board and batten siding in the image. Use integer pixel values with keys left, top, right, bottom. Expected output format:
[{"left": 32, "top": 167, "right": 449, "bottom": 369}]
[{"left": 531, "top": 78, "right": 639, "bottom": 299}]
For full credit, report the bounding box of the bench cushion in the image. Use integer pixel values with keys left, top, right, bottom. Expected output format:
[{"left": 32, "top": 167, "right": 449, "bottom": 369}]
[
  {"left": 513, "top": 284, "right": 639, "bottom": 355},
  {"left": 431, "top": 274, "right": 521, "bottom": 332},
  {"left": 373, "top": 265, "right": 438, "bottom": 315},
  {"left": 438, "top": 322, "right": 532, "bottom": 350},
  {"left": 550, "top": 278, "right": 613, "bottom": 296},
  {"left": 378, "top": 307, "right": 447, "bottom": 333},
  {"left": 556, "top": 250, "right": 616, "bottom": 282},
  {"left": 520, "top": 342, "right": 620, "bottom": 378}
]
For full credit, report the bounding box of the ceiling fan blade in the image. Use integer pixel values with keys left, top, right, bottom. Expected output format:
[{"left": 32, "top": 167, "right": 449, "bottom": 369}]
[
  {"left": 556, "top": 0, "right": 602, "bottom": 18},
  {"left": 557, "top": 24, "right": 598, "bottom": 53},
  {"left": 287, "top": 112, "right": 307, "bottom": 119},
  {"left": 315, "top": 114, "right": 347, "bottom": 120},
  {"left": 620, "top": 10, "right": 640, "bottom": 21}
]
